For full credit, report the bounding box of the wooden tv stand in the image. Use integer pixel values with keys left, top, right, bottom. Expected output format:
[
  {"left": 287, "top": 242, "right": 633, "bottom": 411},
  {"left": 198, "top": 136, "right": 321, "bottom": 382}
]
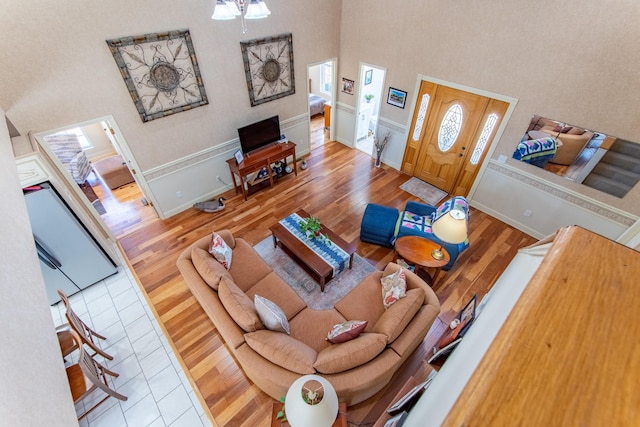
[{"left": 226, "top": 141, "right": 297, "bottom": 200}]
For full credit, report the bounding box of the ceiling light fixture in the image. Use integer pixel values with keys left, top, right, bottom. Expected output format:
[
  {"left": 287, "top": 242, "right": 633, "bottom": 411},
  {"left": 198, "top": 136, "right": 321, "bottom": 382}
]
[{"left": 211, "top": 0, "right": 271, "bottom": 34}]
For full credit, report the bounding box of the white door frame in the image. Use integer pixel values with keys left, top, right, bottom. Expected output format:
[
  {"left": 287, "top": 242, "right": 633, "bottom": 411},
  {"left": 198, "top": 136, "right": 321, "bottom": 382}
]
[
  {"left": 307, "top": 57, "right": 338, "bottom": 144},
  {"left": 32, "top": 115, "right": 160, "bottom": 219},
  {"left": 354, "top": 62, "right": 386, "bottom": 155}
]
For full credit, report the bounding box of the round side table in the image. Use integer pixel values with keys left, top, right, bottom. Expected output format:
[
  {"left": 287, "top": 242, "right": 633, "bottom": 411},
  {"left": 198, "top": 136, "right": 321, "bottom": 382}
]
[{"left": 394, "top": 236, "right": 450, "bottom": 287}]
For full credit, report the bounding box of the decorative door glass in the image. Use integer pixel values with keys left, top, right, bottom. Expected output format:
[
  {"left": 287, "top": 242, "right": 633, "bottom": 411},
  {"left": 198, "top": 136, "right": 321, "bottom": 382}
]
[
  {"left": 470, "top": 113, "right": 498, "bottom": 164},
  {"left": 438, "top": 104, "right": 463, "bottom": 152},
  {"left": 412, "top": 94, "right": 431, "bottom": 141}
]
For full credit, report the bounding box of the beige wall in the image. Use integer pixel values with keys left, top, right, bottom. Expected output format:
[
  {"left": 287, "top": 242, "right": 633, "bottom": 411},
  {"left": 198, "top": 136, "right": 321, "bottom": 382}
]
[
  {"left": 0, "top": 108, "right": 78, "bottom": 425},
  {"left": 338, "top": 0, "right": 640, "bottom": 216},
  {"left": 84, "top": 122, "right": 117, "bottom": 161},
  {"left": 1, "top": 0, "right": 342, "bottom": 171}
]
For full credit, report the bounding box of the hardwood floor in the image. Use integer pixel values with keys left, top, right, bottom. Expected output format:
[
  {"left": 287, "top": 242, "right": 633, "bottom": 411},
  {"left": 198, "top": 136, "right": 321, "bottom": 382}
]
[{"left": 100, "top": 129, "right": 537, "bottom": 426}]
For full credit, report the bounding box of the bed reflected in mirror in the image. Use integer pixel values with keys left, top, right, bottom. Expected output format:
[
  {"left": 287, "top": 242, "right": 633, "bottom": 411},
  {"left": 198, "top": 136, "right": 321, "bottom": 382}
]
[{"left": 513, "top": 115, "right": 640, "bottom": 198}]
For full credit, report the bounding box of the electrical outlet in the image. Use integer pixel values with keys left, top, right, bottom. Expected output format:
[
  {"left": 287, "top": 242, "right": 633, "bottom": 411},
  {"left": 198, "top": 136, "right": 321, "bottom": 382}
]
[
  {"left": 176, "top": 191, "right": 182, "bottom": 198},
  {"left": 524, "top": 209, "right": 532, "bottom": 217}
]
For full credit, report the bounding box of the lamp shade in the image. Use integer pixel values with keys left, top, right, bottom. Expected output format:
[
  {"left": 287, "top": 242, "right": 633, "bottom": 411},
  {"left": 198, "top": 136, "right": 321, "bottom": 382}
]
[
  {"left": 245, "top": 0, "right": 268, "bottom": 19},
  {"left": 212, "top": 0, "right": 235, "bottom": 19},
  {"left": 285, "top": 375, "right": 339, "bottom": 427},
  {"left": 432, "top": 209, "right": 467, "bottom": 244}
]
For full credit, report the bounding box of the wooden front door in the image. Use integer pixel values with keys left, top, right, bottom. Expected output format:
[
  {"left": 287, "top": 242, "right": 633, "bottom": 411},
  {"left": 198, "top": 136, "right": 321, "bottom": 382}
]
[{"left": 402, "top": 81, "right": 508, "bottom": 196}]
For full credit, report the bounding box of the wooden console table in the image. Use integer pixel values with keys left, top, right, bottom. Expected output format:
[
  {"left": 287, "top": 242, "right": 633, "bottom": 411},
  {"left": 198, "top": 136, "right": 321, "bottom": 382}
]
[{"left": 226, "top": 142, "right": 297, "bottom": 200}]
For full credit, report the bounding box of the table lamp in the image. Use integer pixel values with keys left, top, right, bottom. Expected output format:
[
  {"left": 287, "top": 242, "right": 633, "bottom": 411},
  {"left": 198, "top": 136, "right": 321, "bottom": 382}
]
[
  {"left": 284, "top": 375, "right": 339, "bottom": 427},
  {"left": 431, "top": 209, "right": 468, "bottom": 260}
]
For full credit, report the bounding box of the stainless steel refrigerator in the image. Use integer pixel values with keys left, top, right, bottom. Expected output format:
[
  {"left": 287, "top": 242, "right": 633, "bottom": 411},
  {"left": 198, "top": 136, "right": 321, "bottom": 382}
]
[{"left": 24, "top": 182, "right": 118, "bottom": 305}]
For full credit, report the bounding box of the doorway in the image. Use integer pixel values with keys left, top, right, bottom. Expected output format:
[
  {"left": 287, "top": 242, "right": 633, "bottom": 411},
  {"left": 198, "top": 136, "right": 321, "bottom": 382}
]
[
  {"left": 33, "top": 116, "right": 157, "bottom": 237},
  {"left": 402, "top": 80, "right": 510, "bottom": 196},
  {"left": 307, "top": 59, "right": 336, "bottom": 150},
  {"left": 355, "top": 64, "right": 386, "bottom": 156}
]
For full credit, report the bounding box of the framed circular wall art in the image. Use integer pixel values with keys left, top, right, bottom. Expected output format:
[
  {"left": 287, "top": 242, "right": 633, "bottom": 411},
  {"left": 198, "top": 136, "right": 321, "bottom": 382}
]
[
  {"left": 106, "top": 29, "right": 209, "bottom": 122},
  {"left": 240, "top": 33, "right": 295, "bottom": 107}
]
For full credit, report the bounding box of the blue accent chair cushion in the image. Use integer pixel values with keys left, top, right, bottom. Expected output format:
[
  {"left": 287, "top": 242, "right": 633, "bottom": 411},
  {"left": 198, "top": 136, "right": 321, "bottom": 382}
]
[{"left": 359, "top": 203, "right": 399, "bottom": 247}]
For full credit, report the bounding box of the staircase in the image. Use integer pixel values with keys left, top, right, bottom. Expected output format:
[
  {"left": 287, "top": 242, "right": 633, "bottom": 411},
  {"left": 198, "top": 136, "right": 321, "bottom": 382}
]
[{"left": 583, "top": 139, "right": 640, "bottom": 198}]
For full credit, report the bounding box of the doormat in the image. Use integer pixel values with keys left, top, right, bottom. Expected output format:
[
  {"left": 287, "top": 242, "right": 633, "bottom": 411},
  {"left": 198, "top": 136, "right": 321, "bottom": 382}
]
[
  {"left": 400, "top": 177, "right": 448, "bottom": 206},
  {"left": 253, "top": 237, "right": 377, "bottom": 310}
]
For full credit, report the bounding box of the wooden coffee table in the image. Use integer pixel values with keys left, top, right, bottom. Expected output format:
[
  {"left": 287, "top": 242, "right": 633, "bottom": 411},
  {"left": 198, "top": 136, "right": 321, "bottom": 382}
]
[
  {"left": 270, "top": 209, "right": 356, "bottom": 292},
  {"left": 394, "top": 236, "right": 450, "bottom": 287}
]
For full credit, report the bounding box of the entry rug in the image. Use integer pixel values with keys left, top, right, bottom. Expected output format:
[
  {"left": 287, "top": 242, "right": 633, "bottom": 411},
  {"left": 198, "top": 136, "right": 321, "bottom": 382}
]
[
  {"left": 279, "top": 213, "right": 350, "bottom": 276},
  {"left": 400, "top": 177, "right": 448, "bottom": 206},
  {"left": 254, "top": 237, "right": 377, "bottom": 310}
]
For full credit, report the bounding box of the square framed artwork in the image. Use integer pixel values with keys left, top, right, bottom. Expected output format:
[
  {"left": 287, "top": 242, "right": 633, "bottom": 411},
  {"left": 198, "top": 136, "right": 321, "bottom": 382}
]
[
  {"left": 342, "top": 78, "right": 355, "bottom": 95},
  {"left": 364, "top": 69, "right": 373, "bottom": 85},
  {"left": 387, "top": 87, "right": 407, "bottom": 109},
  {"left": 106, "top": 29, "right": 209, "bottom": 123},
  {"left": 240, "top": 33, "right": 295, "bottom": 107}
]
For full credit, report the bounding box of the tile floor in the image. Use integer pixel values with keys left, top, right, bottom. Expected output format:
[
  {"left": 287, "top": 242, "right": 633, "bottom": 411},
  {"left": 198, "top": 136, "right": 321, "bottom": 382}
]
[{"left": 51, "top": 265, "right": 213, "bottom": 427}]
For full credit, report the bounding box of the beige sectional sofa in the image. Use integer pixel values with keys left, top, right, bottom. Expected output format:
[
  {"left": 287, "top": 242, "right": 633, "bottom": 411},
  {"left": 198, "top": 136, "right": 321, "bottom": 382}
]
[
  {"left": 533, "top": 118, "right": 595, "bottom": 165},
  {"left": 177, "top": 230, "right": 441, "bottom": 405}
]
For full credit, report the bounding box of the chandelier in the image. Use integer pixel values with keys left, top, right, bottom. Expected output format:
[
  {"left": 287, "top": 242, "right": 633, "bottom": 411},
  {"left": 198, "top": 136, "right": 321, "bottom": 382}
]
[{"left": 212, "top": 1, "right": 271, "bottom": 34}]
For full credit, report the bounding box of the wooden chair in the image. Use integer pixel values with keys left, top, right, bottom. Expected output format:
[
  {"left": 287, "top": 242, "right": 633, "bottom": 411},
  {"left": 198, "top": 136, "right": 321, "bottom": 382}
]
[
  {"left": 56, "top": 325, "right": 79, "bottom": 361},
  {"left": 66, "top": 330, "right": 127, "bottom": 420},
  {"left": 57, "top": 289, "right": 113, "bottom": 360}
]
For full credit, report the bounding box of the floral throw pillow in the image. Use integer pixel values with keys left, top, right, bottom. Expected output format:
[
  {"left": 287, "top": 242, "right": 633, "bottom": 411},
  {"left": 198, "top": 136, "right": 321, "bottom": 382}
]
[
  {"left": 326, "top": 320, "right": 368, "bottom": 344},
  {"left": 208, "top": 232, "right": 233, "bottom": 270},
  {"left": 380, "top": 268, "right": 407, "bottom": 309}
]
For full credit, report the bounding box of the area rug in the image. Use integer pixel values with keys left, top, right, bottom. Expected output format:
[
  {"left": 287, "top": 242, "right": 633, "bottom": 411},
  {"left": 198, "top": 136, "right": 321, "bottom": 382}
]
[
  {"left": 400, "top": 177, "right": 448, "bottom": 206},
  {"left": 253, "top": 237, "right": 377, "bottom": 310}
]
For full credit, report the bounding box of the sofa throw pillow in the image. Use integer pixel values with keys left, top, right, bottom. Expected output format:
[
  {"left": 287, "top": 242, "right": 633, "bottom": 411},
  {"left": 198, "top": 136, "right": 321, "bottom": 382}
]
[
  {"left": 191, "top": 246, "right": 232, "bottom": 291},
  {"left": 372, "top": 288, "right": 425, "bottom": 343},
  {"left": 254, "top": 295, "right": 290, "bottom": 334},
  {"left": 245, "top": 330, "right": 316, "bottom": 375},
  {"left": 326, "top": 320, "right": 368, "bottom": 344},
  {"left": 218, "top": 278, "right": 263, "bottom": 333},
  {"left": 208, "top": 232, "right": 232, "bottom": 270},
  {"left": 381, "top": 268, "right": 407, "bottom": 309},
  {"left": 314, "top": 333, "right": 387, "bottom": 374}
]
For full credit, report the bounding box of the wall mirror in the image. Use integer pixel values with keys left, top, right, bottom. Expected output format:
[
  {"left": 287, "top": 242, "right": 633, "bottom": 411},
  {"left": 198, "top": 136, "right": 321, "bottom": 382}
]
[{"left": 512, "top": 115, "right": 640, "bottom": 198}]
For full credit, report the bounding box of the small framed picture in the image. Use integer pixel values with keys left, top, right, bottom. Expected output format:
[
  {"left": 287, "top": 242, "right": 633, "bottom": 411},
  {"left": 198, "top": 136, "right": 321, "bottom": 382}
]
[
  {"left": 364, "top": 69, "right": 373, "bottom": 85},
  {"left": 458, "top": 294, "right": 477, "bottom": 336},
  {"left": 387, "top": 87, "right": 407, "bottom": 109},
  {"left": 341, "top": 78, "right": 355, "bottom": 95},
  {"left": 234, "top": 150, "right": 244, "bottom": 164}
]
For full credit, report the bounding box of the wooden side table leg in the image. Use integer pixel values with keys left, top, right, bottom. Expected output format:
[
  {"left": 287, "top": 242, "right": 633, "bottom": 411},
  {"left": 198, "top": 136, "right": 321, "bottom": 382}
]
[{"left": 431, "top": 268, "right": 442, "bottom": 286}]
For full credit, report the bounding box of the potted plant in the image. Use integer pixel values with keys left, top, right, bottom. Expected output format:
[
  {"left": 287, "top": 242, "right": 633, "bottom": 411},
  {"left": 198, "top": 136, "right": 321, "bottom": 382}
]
[
  {"left": 298, "top": 217, "right": 331, "bottom": 244},
  {"left": 364, "top": 94, "right": 374, "bottom": 103},
  {"left": 299, "top": 216, "right": 321, "bottom": 238}
]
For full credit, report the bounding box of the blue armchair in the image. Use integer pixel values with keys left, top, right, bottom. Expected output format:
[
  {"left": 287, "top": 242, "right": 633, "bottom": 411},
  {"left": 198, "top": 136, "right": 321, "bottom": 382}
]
[{"left": 360, "top": 196, "right": 470, "bottom": 271}]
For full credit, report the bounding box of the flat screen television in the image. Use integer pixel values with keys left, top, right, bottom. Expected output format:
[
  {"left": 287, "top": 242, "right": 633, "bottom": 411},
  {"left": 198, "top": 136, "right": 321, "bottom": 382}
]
[{"left": 237, "top": 115, "right": 281, "bottom": 154}]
